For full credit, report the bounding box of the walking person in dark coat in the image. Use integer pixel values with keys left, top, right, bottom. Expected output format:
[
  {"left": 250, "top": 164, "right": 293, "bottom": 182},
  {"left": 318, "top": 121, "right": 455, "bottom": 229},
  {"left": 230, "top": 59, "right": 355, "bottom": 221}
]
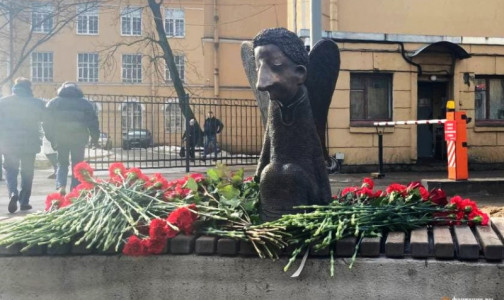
[
  {"left": 182, "top": 119, "right": 200, "bottom": 161},
  {"left": 44, "top": 82, "right": 100, "bottom": 194},
  {"left": 0, "top": 78, "right": 46, "bottom": 213},
  {"left": 201, "top": 111, "right": 224, "bottom": 161}
]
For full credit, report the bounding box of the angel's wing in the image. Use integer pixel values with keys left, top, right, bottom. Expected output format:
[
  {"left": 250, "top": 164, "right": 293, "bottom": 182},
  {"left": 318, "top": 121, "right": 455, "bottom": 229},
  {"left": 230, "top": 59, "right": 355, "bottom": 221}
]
[
  {"left": 306, "top": 39, "right": 341, "bottom": 161},
  {"left": 241, "top": 41, "right": 269, "bottom": 126}
]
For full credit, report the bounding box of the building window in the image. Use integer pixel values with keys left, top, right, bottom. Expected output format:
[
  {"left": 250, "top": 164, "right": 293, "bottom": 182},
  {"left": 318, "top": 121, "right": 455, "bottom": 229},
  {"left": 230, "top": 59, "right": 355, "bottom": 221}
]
[
  {"left": 31, "top": 52, "right": 53, "bottom": 82},
  {"left": 77, "top": 4, "right": 99, "bottom": 35},
  {"left": 166, "top": 55, "right": 185, "bottom": 82},
  {"left": 121, "top": 7, "right": 142, "bottom": 36},
  {"left": 165, "top": 100, "right": 183, "bottom": 132},
  {"left": 122, "top": 54, "right": 142, "bottom": 83},
  {"left": 475, "top": 77, "right": 504, "bottom": 125},
  {"left": 121, "top": 102, "right": 143, "bottom": 131},
  {"left": 78, "top": 53, "right": 99, "bottom": 82},
  {"left": 32, "top": 3, "right": 53, "bottom": 33},
  {"left": 165, "top": 8, "right": 185, "bottom": 37},
  {"left": 350, "top": 73, "right": 392, "bottom": 124}
]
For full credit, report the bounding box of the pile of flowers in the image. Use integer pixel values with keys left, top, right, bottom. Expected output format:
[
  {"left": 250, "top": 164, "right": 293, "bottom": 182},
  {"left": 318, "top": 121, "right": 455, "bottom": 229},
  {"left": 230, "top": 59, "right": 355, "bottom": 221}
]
[
  {"left": 0, "top": 162, "right": 490, "bottom": 276},
  {"left": 0, "top": 162, "right": 259, "bottom": 254}
]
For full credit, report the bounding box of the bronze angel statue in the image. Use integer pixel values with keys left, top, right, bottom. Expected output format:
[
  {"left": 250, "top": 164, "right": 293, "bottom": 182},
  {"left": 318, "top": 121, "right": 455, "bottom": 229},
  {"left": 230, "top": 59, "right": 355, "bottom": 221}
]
[{"left": 241, "top": 28, "right": 341, "bottom": 221}]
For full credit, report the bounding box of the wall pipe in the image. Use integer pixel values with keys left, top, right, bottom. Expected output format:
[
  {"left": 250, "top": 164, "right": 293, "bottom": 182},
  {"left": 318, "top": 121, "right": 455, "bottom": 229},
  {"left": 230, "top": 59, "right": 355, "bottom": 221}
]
[
  {"left": 331, "top": 38, "right": 423, "bottom": 75},
  {"left": 213, "top": 0, "right": 220, "bottom": 96}
]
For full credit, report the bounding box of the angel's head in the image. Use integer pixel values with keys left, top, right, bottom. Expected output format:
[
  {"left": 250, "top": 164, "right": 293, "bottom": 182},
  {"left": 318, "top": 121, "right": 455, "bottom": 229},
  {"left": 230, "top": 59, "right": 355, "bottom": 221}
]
[{"left": 253, "top": 28, "right": 308, "bottom": 103}]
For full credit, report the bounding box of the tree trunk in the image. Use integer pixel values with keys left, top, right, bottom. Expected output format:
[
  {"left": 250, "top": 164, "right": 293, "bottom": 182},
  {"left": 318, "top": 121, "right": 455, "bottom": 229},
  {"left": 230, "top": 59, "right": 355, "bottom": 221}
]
[{"left": 146, "top": 0, "right": 203, "bottom": 142}]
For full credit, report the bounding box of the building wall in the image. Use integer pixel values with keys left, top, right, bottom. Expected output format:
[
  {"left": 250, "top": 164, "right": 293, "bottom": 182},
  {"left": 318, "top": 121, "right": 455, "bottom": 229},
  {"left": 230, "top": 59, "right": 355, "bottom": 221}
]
[
  {"left": 286, "top": 0, "right": 504, "bottom": 166},
  {"left": 289, "top": 0, "right": 504, "bottom": 38},
  {"left": 325, "top": 40, "right": 504, "bottom": 166},
  {"left": 1, "top": 0, "right": 282, "bottom": 153}
]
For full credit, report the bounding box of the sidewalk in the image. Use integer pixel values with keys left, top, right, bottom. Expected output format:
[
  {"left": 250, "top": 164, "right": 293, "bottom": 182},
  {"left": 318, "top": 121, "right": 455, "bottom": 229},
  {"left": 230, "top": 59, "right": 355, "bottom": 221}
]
[{"left": 1, "top": 164, "right": 503, "bottom": 220}]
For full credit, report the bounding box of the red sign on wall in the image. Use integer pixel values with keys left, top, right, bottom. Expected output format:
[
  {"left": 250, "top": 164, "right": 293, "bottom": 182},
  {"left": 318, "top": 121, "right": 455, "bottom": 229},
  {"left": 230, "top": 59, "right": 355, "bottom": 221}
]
[{"left": 445, "top": 121, "right": 456, "bottom": 141}]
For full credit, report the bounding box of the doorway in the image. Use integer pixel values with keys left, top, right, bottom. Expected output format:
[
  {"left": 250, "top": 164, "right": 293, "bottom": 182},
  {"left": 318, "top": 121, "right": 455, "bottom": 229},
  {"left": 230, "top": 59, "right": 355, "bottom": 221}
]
[{"left": 417, "top": 81, "right": 448, "bottom": 161}]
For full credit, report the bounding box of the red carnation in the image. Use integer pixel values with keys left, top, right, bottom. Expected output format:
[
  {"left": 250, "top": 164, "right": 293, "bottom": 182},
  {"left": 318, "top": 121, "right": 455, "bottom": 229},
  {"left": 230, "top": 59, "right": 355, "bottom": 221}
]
[
  {"left": 167, "top": 205, "right": 198, "bottom": 235},
  {"left": 151, "top": 173, "right": 170, "bottom": 190},
  {"left": 341, "top": 186, "right": 358, "bottom": 197},
  {"left": 165, "top": 224, "right": 179, "bottom": 238},
  {"left": 243, "top": 176, "right": 253, "bottom": 183},
  {"left": 73, "top": 161, "right": 94, "bottom": 184},
  {"left": 176, "top": 177, "right": 188, "bottom": 186},
  {"left": 189, "top": 173, "right": 204, "bottom": 182},
  {"left": 418, "top": 186, "right": 429, "bottom": 201},
  {"left": 362, "top": 177, "right": 374, "bottom": 189},
  {"left": 45, "top": 193, "right": 64, "bottom": 211},
  {"left": 356, "top": 187, "right": 374, "bottom": 198},
  {"left": 373, "top": 190, "right": 384, "bottom": 197},
  {"left": 73, "top": 182, "right": 94, "bottom": 193},
  {"left": 145, "top": 238, "right": 167, "bottom": 254},
  {"left": 386, "top": 183, "right": 407, "bottom": 196},
  {"left": 109, "top": 162, "right": 127, "bottom": 179},
  {"left": 149, "top": 219, "right": 168, "bottom": 240},
  {"left": 122, "top": 235, "right": 148, "bottom": 256},
  {"left": 126, "top": 168, "right": 145, "bottom": 179},
  {"left": 429, "top": 188, "right": 448, "bottom": 206}
]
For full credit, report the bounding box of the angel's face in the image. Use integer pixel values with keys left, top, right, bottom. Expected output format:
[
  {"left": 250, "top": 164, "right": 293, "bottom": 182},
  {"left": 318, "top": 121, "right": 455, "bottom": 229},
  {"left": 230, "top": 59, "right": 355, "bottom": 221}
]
[{"left": 254, "top": 44, "right": 306, "bottom": 104}]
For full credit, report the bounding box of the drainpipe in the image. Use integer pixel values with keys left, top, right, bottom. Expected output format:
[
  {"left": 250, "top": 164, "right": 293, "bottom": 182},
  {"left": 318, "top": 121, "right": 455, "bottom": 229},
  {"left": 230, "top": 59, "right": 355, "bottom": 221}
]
[
  {"left": 213, "top": 0, "right": 220, "bottom": 96},
  {"left": 332, "top": 38, "right": 423, "bottom": 75},
  {"left": 329, "top": 0, "right": 338, "bottom": 31}
]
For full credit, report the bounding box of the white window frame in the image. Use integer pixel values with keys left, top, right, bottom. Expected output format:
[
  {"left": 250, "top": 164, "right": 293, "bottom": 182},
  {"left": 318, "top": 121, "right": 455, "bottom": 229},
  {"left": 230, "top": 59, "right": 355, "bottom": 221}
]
[
  {"left": 164, "top": 99, "right": 183, "bottom": 133},
  {"left": 164, "top": 8, "right": 185, "bottom": 38},
  {"left": 32, "top": 3, "right": 53, "bottom": 33},
  {"left": 166, "top": 55, "right": 185, "bottom": 83},
  {"left": 77, "top": 53, "right": 99, "bottom": 83},
  {"left": 31, "top": 52, "right": 53, "bottom": 82},
  {"left": 76, "top": 3, "right": 99, "bottom": 35},
  {"left": 122, "top": 54, "right": 142, "bottom": 84},
  {"left": 121, "top": 6, "right": 142, "bottom": 36},
  {"left": 121, "top": 101, "right": 143, "bottom": 132}
]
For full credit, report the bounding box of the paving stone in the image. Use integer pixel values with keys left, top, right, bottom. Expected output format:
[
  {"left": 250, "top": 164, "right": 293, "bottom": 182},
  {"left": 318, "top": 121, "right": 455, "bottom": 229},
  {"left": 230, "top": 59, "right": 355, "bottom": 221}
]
[
  {"left": 310, "top": 245, "right": 330, "bottom": 257},
  {"left": 281, "top": 244, "right": 298, "bottom": 257},
  {"left": 97, "top": 245, "right": 123, "bottom": 255},
  {"left": 238, "top": 240, "right": 257, "bottom": 256},
  {"left": 71, "top": 243, "right": 95, "bottom": 255},
  {"left": 433, "top": 226, "right": 454, "bottom": 259},
  {"left": 195, "top": 236, "right": 217, "bottom": 255},
  {"left": 0, "top": 243, "right": 22, "bottom": 256},
  {"left": 20, "top": 244, "right": 46, "bottom": 256},
  {"left": 217, "top": 238, "right": 238, "bottom": 256},
  {"left": 170, "top": 235, "right": 195, "bottom": 254},
  {"left": 46, "top": 243, "right": 72, "bottom": 255},
  {"left": 453, "top": 226, "right": 479, "bottom": 260},
  {"left": 475, "top": 225, "right": 503, "bottom": 261},
  {"left": 410, "top": 228, "right": 429, "bottom": 258},
  {"left": 336, "top": 237, "right": 356, "bottom": 257},
  {"left": 359, "top": 237, "right": 381, "bottom": 257},
  {"left": 385, "top": 232, "right": 405, "bottom": 258},
  {"left": 491, "top": 218, "right": 504, "bottom": 242}
]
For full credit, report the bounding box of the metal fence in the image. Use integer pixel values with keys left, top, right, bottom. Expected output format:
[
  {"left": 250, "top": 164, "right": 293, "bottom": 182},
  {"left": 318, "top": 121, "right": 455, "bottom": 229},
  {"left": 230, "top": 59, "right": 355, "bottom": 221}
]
[{"left": 84, "top": 94, "right": 264, "bottom": 171}]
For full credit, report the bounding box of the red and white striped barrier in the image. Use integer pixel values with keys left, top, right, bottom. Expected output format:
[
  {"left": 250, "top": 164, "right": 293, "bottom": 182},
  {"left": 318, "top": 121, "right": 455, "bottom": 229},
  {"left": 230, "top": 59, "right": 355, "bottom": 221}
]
[
  {"left": 447, "top": 140, "right": 456, "bottom": 168},
  {"left": 373, "top": 119, "right": 447, "bottom": 126}
]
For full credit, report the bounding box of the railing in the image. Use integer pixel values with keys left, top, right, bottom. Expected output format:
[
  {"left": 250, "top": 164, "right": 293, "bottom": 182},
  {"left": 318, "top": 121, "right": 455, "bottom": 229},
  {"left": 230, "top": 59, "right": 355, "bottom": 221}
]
[{"left": 84, "top": 94, "right": 264, "bottom": 171}]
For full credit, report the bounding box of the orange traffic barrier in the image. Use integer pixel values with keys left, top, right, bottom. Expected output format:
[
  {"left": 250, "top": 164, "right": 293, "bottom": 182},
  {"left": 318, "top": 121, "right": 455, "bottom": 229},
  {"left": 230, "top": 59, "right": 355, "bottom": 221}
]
[{"left": 444, "top": 100, "right": 468, "bottom": 180}]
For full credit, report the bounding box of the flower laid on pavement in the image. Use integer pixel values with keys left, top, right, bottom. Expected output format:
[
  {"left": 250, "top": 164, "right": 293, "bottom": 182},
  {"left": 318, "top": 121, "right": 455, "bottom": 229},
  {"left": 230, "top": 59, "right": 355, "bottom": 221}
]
[{"left": 0, "top": 164, "right": 490, "bottom": 277}]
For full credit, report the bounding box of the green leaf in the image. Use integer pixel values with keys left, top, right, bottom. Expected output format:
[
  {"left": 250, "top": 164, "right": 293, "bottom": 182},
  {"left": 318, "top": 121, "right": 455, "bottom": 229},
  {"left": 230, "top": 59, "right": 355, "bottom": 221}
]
[
  {"left": 207, "top": 169, "right": 220, "bottom": 182},
  {"left": 241, "top": 197, "right": 259, "bottom": 213},
  {"left": 185, "top": 177, "right": 198, "bottom": 192},
  {"left": 231, "top": 168, "right": 244, "bottom": 185},
  {"left": 219, "top": 197, "right": 241, "bottom": 209},
  {"left": 218, "top": 184, "right": 240, "bottom": 200}
]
